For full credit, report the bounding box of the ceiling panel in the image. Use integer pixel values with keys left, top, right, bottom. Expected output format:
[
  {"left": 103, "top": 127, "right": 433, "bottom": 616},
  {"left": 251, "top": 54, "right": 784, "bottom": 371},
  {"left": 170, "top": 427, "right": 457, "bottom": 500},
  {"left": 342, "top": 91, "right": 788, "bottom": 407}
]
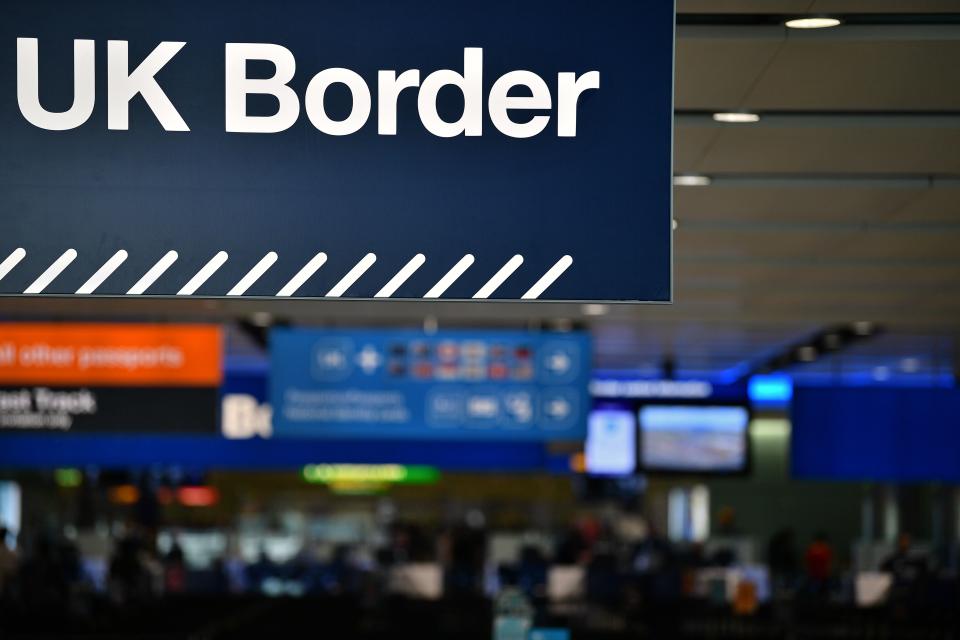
[
  {"left": 678, "top": 0, "right": 960, "bottom": 15},
  {"left": 677, "top": 0, "right": 826, "bottom": 13},
  {"left": 744, "top": 39, "right": 960, "bottom": 111},
  {"left": 675, "top": 184, "right": 924, "bottom": 222},
  {"left": 810, "top": 0, "right": 960, "bottom": 13},
  {"left": 890, "top": 186, "right": 960, "bottom": 220},
  {"left": 677, "top": 262, "right": 960, "bottom": 290},
  {"left": 673, "top": 126, "right": 720, "bottom": 170},
  {"left": 833, "top": 227, "right": 960, "bottom": 259},
  {"left": 676, "top": 228, "right": 858, "bottom": 258},
  {"left": 690, "top": 124, "right": 960, "bottom": 174},
  {"left": 675, "top": 37, "right": 783, "bottom": 109}
]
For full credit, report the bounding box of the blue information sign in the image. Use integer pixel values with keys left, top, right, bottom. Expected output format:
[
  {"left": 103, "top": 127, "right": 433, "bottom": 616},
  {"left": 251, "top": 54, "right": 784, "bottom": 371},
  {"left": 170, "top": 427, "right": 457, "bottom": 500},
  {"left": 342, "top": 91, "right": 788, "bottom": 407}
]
[
  {"left": 0, "top": 0, "right": 673, "bottom": 301},
  {"left": 270, "top": 328, "right": 590, "bottom": 441}
]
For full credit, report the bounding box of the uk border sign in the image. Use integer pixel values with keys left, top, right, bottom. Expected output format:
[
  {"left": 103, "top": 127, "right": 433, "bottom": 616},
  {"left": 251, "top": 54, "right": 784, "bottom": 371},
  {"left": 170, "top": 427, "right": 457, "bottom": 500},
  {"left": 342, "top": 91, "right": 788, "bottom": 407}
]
[{"left": 0, "top": 0, "right": 674, "bottom": 301}]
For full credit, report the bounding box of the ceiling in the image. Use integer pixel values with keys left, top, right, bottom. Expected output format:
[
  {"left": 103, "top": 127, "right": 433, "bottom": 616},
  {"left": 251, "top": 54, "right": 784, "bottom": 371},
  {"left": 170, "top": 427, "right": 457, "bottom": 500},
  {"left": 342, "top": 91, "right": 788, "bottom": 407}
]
[{"left": 2, "top": 1, "right": 959, "bottom": 382}]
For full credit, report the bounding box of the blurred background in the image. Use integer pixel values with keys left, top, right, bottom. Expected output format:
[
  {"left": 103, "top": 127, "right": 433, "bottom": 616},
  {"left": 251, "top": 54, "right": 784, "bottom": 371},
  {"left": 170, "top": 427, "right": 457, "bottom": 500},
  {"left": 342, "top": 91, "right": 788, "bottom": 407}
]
[{"left": 3, "top": 1, "right": 960, "bottom": 638}]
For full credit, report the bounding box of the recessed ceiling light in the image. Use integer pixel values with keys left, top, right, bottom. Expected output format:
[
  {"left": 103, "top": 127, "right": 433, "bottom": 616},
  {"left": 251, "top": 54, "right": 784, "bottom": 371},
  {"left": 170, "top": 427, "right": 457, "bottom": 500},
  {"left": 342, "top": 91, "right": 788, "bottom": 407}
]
[
  {"left": 673, "top": 175, "right": 712, "bottom": 187},
  {"left": 852, "top": 321, "right": 874, "bottom": 336},
  {"left": 900, "top": 358, "right": 920, "bottom": 374},
  {"left": 797, "top": 346, "right": 818, "bottom": 363},
  {"left": 581, "top": 303, "right": 608, "bottom": 317},
  {"left": 712, "top": 112, "right": 760, "bottom": 124},
  {"left": 672, "top": 219, "right": 678, "bottom": 231},
  {"left": 873, "top": 366, "right": 891, "bottom": 381},
  {"left": 785, "top": 17, "right": 841, "bottom": 30},
  {"left": 250, "top": 311, "right": 272, "bottom": 327}
]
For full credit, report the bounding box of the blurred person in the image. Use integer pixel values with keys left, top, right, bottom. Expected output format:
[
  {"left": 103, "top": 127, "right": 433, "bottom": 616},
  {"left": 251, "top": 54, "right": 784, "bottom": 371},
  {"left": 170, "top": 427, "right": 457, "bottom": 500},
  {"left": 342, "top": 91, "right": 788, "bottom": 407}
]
[
  {"left": 446, "top": 522, "right": 487, "bottom": 597},
  {"left": 209, "top": 556, "right": 230, "bottom": 594},
  {"left": 245, "top": 547, "right": 275, "bottom": 594},
  {"left": 804, "top": 532, "right": 833, "bottom": 595},
  {"left": 767, "top": 527, "right": 799, "bottom": 591},
  {"left": 16, "top": 531, "right": 84, "bottom": 615},
  {"left": 162, "top": 540, "right": 187, "bottom": 594},
  {"left": 555, "top": 525, "right": 588, "bottom": 565},
  {"left": 516, "top": 545, "right": 548, "bottom": 599},
  {"left": 716, "top": 506, "right": 741, "bottom": 535},
  {"left": 881, "top": 532, "right": 932, "bottom": 612},
  {"left": 0, "top": 526, "right": 17, "bottom": 598},
  {"left": 631, "top": 525, "right": 673, "bottom": 574},
  {"left": 327, "top": 544, "right": 361, "bottom": 594},
  {"left": 881, "top": 532, "right": 928, "bottom": 582},
  {"left": 108, "top": 534, "right": 153, "bottom": 603}
]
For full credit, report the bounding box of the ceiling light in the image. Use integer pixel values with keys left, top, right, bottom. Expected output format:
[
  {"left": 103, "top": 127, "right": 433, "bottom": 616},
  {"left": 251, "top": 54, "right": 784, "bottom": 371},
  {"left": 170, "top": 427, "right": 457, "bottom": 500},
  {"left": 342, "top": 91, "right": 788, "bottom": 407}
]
[
  {"left": 581, "top": 303, "right": 608, "bottom": 317},
  {"left": 797, "top": 346, "right": 818, "bottom": 363},
  {"left": 250, "top": 311, "right": 272, "bottom": 327},
  {"left": 785, "top": 17, "right": 841, "bottom": 29},
  {"left": 852, "top": 320, "right": 874, "bottom": 336},
  {"left": 673, "top": 175, "right": 712, "bottom": 187},
  {"left": 672, "top": 219, "right": 678, "bottom": 231},
  {"left": 713, "top": 112, "right": 760, "bottom": 124},
  {"left": 900, "top": 358, "right": 920, "bottom": 374}
]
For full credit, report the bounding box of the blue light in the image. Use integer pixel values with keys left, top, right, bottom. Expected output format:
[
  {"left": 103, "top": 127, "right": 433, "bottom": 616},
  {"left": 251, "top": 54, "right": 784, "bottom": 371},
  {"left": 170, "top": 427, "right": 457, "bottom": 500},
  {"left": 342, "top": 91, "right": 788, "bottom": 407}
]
[{"left": 749, "top": 374, "right": 793, "bottom": 405}]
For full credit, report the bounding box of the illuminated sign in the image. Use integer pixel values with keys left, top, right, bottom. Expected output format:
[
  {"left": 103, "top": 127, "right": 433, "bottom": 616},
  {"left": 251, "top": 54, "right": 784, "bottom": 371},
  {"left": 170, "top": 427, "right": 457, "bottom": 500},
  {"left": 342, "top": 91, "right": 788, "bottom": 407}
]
[
  {"left": 302, "top": 464, "right": 439, "bottom": 485},
  {"left": 272, "top": 328, "right": 590, "bottom": 441},
  {"left": 0, "top": 324, "right": 221, "bottom": 434},
  {"left": 0, "top": 0, "right": 673, "bottom": 302}
]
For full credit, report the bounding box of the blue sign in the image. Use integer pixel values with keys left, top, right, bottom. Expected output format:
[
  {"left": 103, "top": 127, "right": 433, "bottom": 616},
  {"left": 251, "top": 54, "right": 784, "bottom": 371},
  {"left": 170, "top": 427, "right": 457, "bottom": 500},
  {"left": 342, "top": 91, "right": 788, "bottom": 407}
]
[
  {"left": 0, "top": 0, "right": 673, "bottom": 302},
  {"left": 792, "top": 386, "right": 960, "bottom": 482},
  {"left": 270, "top": 328, "right": 590, "bottom": 441}
]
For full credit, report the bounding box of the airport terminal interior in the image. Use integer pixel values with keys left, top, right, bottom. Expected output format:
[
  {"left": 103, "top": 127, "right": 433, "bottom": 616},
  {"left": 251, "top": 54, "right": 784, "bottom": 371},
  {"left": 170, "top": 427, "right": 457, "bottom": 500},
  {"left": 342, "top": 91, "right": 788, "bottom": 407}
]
[{"left": 2, "top": 0, "right": 960, "bottom": 638}]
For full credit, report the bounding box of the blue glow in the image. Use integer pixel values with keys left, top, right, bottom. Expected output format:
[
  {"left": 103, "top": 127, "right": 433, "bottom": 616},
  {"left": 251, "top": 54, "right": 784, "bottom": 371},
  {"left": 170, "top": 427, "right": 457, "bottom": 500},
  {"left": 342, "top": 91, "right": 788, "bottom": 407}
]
[{"left": 749, "top": 375, "right": 794, "bottom": 404}]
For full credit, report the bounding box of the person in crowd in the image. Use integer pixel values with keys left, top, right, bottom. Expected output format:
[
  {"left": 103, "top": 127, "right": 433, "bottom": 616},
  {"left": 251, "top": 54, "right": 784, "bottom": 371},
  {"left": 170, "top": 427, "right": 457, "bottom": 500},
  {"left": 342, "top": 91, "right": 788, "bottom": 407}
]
[
  {"left": 767, "top": 527, "right": 799, "bottom": 591},
  {"left": 555, "top": 525, "right": 589, "bottom": 565},
  {"left": 881, "top": 531, "right": 931, "bottom": 611},
  {"left": 16, "top": 531, "right": 83, "bottom": 613},
  {"left": 162, "top": 541, "right": 187, "bottom": 594},
  {"left": 446, "top": 522, "right": 487, "bottom": 597},
  {"left": 716, "top": 506, "right": 741, "bottom": 536},
  {"left": 209, "top": 556, "right": 230, "bottom": 594},
  {"left": 108, "top": 533, "right": 154, "bottom": 603},
  {"left": 881, "top": 532, "right": 928, "bottom": 581},
  {"left": 804, "top": 531, "right": 833, "bottom": 595},
  {"left": 0, "top": 527, "right": 18, "bottom": 599},
  {"left": 515, "top": 545, "right": 548, "bottom": 600},
  {"left": 245, "top": 547, "right": 275, "bottom": 594}
]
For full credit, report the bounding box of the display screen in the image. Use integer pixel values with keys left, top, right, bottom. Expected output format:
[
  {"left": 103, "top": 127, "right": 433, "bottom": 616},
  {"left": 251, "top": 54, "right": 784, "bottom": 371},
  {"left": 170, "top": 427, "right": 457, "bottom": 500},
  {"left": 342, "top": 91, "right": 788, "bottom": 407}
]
[
  {"left": 584, "top": 408, "right": 636, "bottom": 476},
  {"left": 639, "top": 405, "right": 749, "bottom": 472}
]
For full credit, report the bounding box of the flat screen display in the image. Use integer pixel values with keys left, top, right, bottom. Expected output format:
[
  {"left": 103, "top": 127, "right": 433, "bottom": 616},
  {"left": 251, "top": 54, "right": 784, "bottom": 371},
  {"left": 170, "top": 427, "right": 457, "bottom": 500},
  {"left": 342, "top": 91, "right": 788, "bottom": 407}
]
[
  {"left": 639, "top": 405, "right": 749, "bottom": 472},
  {"left": 585, "top": 407, "right": 636, "bottom": 476}
]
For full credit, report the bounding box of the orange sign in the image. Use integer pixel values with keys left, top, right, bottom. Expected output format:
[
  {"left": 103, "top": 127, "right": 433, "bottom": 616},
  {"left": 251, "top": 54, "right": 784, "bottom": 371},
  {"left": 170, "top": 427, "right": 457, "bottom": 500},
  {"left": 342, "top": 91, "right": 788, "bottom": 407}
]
[{"left": 0, "top": 324, "right": 222, "bottom": 387}]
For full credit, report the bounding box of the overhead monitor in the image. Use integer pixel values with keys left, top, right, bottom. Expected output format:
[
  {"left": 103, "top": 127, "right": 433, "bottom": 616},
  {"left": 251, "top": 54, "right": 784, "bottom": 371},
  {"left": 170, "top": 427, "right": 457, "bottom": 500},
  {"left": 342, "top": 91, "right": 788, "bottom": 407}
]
[
  {"left": 584, "top": 407, "right": 636, "bottom": 476},
  {"left": 639, "top": 405, "right": 750, "bottom": 473}
]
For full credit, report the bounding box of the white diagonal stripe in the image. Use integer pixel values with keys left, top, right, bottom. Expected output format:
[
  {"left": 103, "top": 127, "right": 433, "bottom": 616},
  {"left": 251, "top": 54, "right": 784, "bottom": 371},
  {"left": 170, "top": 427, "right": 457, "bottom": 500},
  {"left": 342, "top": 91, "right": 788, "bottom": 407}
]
[
  {"left": 521, "top": 255, "right": 573, "bottom": 299},
  {"left": 24, "top": 249, "right": 77, "bottom": 294},
  {"left": 277, "top": 252, "right": 327, "bottom": 297},
  {"left": 326, "top": 253, "right": 377, "bottom": 297},
  {"left": 127, "top": 251, "right": 178, "bottom": 295},
  {"left": 424, "top": 254, "right": 474, "bottom": 298},
  {"left": 473, "top": 255, "right": 524, "bottom": 299},
  {"left": 375, "top": 254, "right": 426, "bottom": 298},
  {"left": 227, "top": 251, "right": 278, "bottom": 296},
  {"left": 76, "top": 250, "right": 128, "bottom": 294},
  {"left": 0, "top": 248, "right": 26, "bottom": 284},
  {"left": 177, "top": 251, "right": 229, "bottom": 295}
]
